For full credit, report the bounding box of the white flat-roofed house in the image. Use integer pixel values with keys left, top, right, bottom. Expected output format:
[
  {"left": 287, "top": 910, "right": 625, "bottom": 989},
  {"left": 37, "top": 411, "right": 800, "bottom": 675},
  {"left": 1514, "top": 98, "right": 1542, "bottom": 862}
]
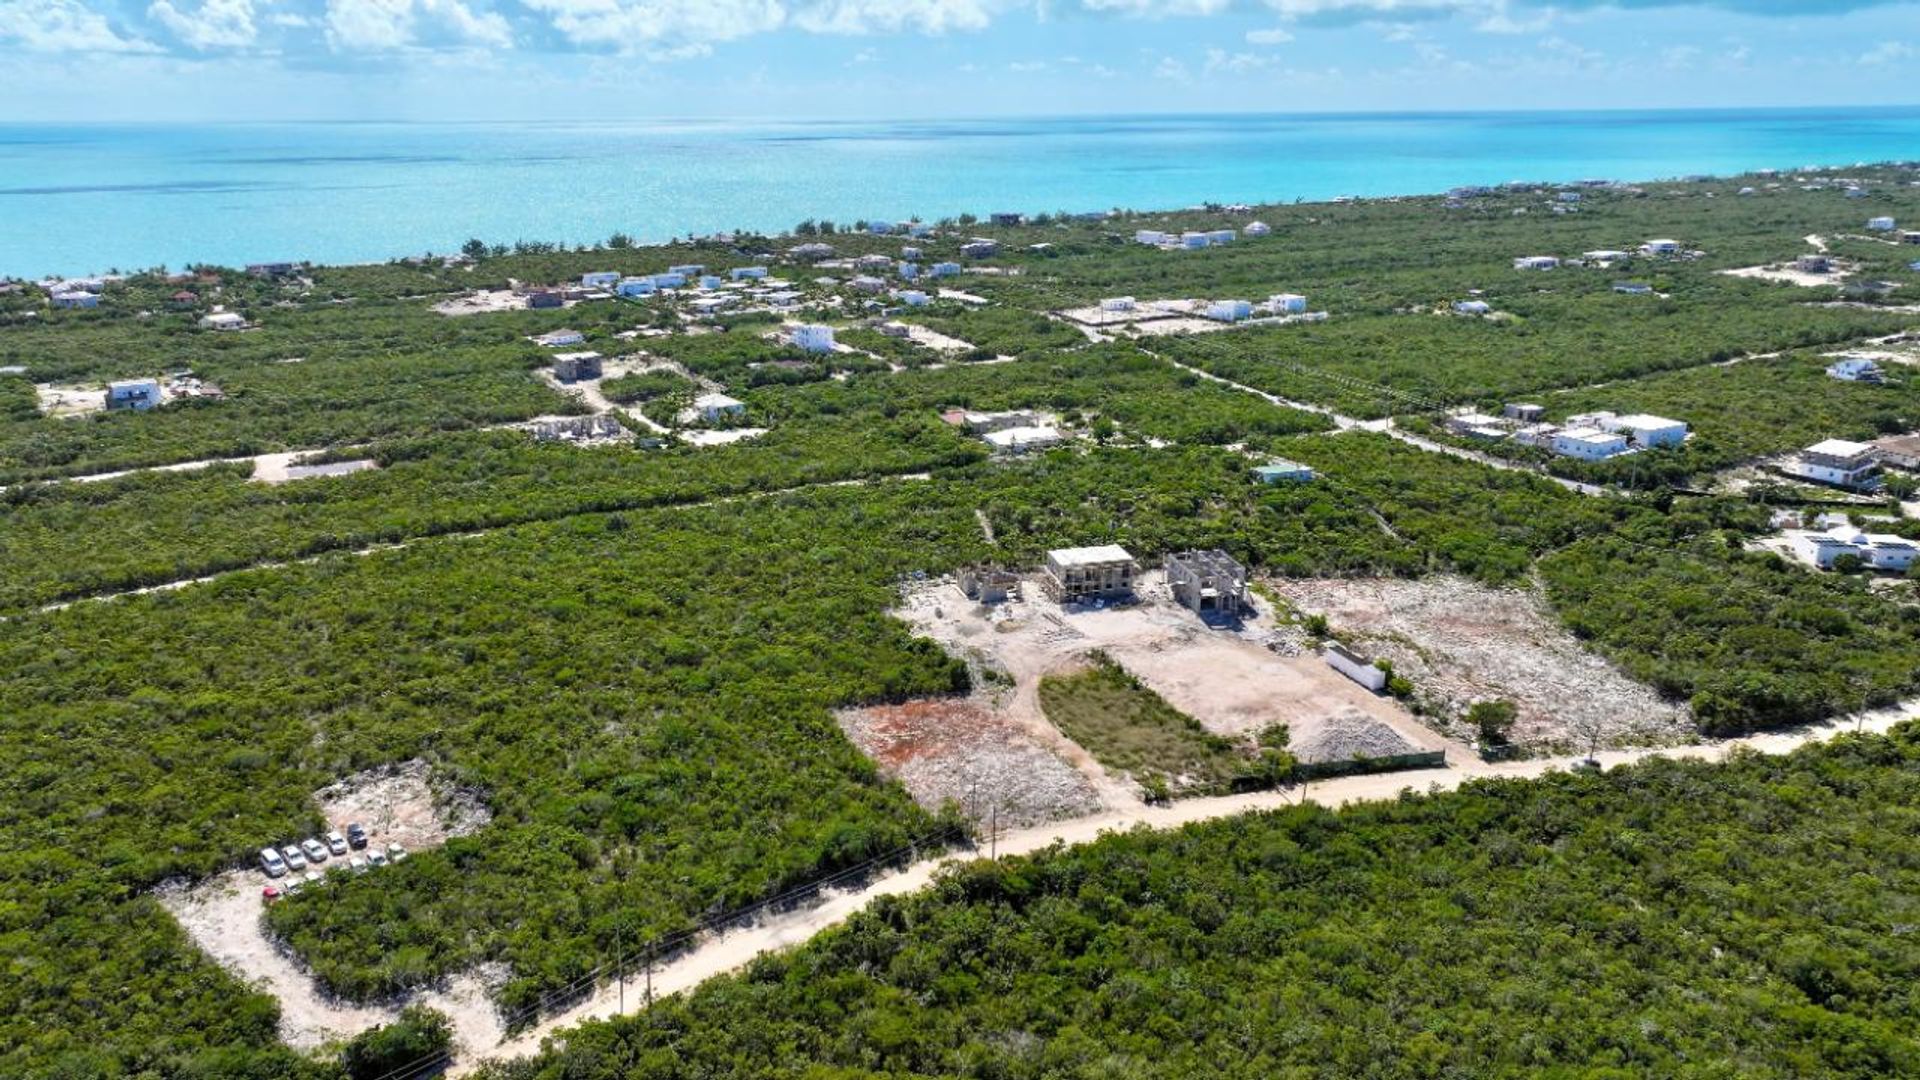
[
  {"left": 897, "top": 290, "right": 929, "bottom": 306},
  {"left": 1269, "top": 293, "right": 1307, "bottom": 314},
  {"left": 688, "top": 296, "right": 733, "bottom": 316},
  {"left": 850, "top": 275, "right": 887, "bottom": 294},
  {"left": 1134, "top": 229, "right": 1169, "bottom": 246},
  {"left": 1867, "top": 216, "right": 1897, "bottom": 231},
  {"left": 698, "top": 275, "right": 724, "bottom": 290},
  {"left": 982, "top": 425, "right": 1064, "bottom": 454},
  {"left": 51, "top": 290, "right": 99, "bottom": 309},
  {"left": 534, "top": 328, "right": 586, "bottom": 347},
  {"left": 729, "top": 266, "right": 769, "bottom": 281},
  {"left": 1828, "top": 356, "right": 1884, "bottom": 382},
  {"left": 1641, "top": 239, "right": 1682, "bottom": 255},
  {"left": 929, "top": 262, "right": 962, "bottom": 278},
  {"left": 1788, "top": 439, "right": 1882, "bottom": 491},
  {"left": 617, "top": 277, "right": 656, "bottom": 297},
  {"left": 667, "top": 264, "right": 704, "bottom": 276},
  {"left": 1446, "top": 413, "right": 1511, "bottom": 440},
  {"left": 1101, "top": 296, "right": 1137, "bottom": 312},
  {"left": 1607, "top": 413, "right": 1688, "bottom": 448},
  {"left": 867, "top": 221, "right": 893, "bottom": 234},
  {"left": 199, "top": 311, "right": 246, "bottom": 331},
  {"left": 1252, "top": 459, "right": 1315, "bottom": 484},
  {"left": 691, "top": 392, "right": 746, "bottom": 422},
  {"left": 792, "top": 324, "right": 836, "bottom": 353},
  {"left": 1206, "top": 229, "right": 1236, "bottom": 245},
  {"left": 904, "top": 221, "right": 933, "bottom": 237},
  {"left": 1042, "top": 545, "right": 1137, "bottom": 603},
  {"left": 1180, "top": 232, "right": 1211, "bottom": 249},
  {"left": 1614, "top": 281, "right": 1654, "bottom": 294},
  {"left": 581, "top": 271, "right": 620, "bottom": 288},
  {"left": 1453, "top": 299, "right": 1491, "bottom": 315},
  {"left": 1243, "top": 221, "right": 1271, "bottom": 236},
  {"left": 960, "top": 239, "right": 999, "bottom": 258},
  {"left": 898, "top": 263, "right": 919, "bottom": 280},
  {"left": 1790, "top": 527, "right": 1917, "bottom": 571},
  {"left": 105, "top": 378, "right": 161, "bottom": 411},
  {"left": 1514, "top": 255, "right": 1560, "bottom": 270},
  {"left": 1552, "top": 427, "right": 1631, "bottom": 461},
  {"left": 1583, "top": 250, "right": 1630, "bottom": 262},
  {"left": 1206, "top": 299, "right": 1253, "bottom": 322},
  {"left": 650, "top": 272, "right": 687, "bottom": 288}
]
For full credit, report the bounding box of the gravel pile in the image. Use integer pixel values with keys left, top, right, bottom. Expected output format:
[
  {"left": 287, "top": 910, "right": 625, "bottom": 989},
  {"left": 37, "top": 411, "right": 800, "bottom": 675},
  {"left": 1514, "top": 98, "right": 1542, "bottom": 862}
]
[{"left": 1291, "top": 707, "right": 1418, "bottom": 764}]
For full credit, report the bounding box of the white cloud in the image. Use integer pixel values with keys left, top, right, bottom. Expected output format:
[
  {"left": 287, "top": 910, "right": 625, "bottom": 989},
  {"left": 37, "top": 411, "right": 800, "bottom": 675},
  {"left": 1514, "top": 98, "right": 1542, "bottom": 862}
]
[
  {"left": 1246, "top": 26, "right": 1293, "bottom": 44},
  {"left": 1153, "top": 54, "right": 1189, "bottom": 80},
  {"left": 1080, "top": 0, "right": 1230, "bottom": 13},
  {"left": 1204, "top": 46, "right": 1273, "bottom": 73},
  {"left": 1007, "top": 58, "right": 1046, "bottom": 70},
  {"left": 1860, "top": 39, "right": 1910, "bottom": 65},
  {"left": 148, "top": 0, "right": 256, "bottom": 49},
  {"left": 0, "top": 0, "right": 159, "bottom": 52},
  {"left": 515, "top": 0, "right": 783, "bottom": 51},
  {"left": 1659, "top": 43, "right": 1699, "bottom": 68},
  {"left": 792, "top": 0, "right": 996, "bottom": 35},
  {"left": 325, "top": 0, "right": 510, "bottom": 50}
]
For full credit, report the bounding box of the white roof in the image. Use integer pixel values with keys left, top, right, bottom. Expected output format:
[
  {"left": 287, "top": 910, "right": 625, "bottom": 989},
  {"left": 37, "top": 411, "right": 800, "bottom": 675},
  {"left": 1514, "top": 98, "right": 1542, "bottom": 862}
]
[
  {"left": 1611, "top": 413, "right": 1684, "bottom": 430},
  {"left": 1805, "top": 438, "right": 1875, "bottom": 457},
  {"left": 694, "top": 392, "right": 743, "bottom": 409},
  {"left": 984, "top": 426, "right": 1062, "bottom": 448},
  {"left": 1558, "top": 427, "right": 1625, "bottom": 445},
  {"left": 1048, "top": 544, "right": 1135, "bottom": 567},
  {"left": 552, "top": 351, "right": 600, "bottom": 361}
]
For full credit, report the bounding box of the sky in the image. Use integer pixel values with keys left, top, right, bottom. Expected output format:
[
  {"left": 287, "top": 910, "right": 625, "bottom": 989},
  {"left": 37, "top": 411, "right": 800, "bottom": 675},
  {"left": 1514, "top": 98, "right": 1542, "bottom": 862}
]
[{"left": 0, "top": 0, "right": 1915, "bottom": 121}]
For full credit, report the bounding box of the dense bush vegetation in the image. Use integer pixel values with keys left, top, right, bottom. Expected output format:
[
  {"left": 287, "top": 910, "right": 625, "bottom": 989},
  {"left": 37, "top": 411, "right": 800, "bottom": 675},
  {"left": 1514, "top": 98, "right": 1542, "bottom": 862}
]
[{"left": 483, "top": 726, "right": 1920, "bottom": 1080}]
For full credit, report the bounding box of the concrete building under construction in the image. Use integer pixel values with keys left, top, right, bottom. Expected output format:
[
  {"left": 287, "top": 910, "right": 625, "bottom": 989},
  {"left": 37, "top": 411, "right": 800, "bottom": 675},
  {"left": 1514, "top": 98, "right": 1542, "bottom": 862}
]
[
  {"left": 1165, "top": 550, "right": 1250, "bottom": 618},
  {"left": 1042, "top": 545, "right": 1136, "bottom": 603},
  {"left": 958, "top": 565, "right": 1021, "bottom": 605}
]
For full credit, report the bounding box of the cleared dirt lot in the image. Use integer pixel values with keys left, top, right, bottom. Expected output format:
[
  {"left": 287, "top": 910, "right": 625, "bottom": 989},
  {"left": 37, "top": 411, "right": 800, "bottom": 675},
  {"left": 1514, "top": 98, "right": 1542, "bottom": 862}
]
[
  {"left": 158, "top": 760, "right": 497, "bottom": 1052},
  {"left": 1268, "top": 575, "right": 1693, "bottom": 752},
  {"left": 836, "top": 697, "right": 1101, "bottom": 828},
  {"left": 893, "top": 571, "right": 1459, "bottom": 798}
]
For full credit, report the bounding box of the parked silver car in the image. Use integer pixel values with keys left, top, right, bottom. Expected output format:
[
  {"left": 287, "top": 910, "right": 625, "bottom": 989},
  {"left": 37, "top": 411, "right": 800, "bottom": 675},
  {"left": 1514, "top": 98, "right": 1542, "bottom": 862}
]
[
  {"left": 325, "top": 830, "right": 349, "bottom": 856},
  {"left": 280, "top": 844, "right": 307, "bottom": 871},
  {"left": 259, "top": 847, "right": 288, "bottom": 877},
  {"left": 300, "top": 838, "right": 329, "bottom": 864}
]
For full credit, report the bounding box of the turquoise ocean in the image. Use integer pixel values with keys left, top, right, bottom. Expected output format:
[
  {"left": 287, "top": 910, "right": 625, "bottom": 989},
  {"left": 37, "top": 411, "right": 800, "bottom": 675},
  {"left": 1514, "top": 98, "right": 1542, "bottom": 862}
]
[{"left": 2, "top": 107, "right": 1917, "bottom": 277}]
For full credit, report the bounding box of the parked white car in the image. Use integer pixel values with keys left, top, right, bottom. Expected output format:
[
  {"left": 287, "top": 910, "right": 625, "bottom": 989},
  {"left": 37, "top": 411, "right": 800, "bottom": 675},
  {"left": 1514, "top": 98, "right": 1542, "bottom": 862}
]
[
  {"left": 367, "top": 848, "right": 389, "bottom": 868},
  {"left": 280, "top": 844, "right": 307, "bottom": 871},
  {"left": 387, "top": 843, "right": 407, "bottom": 863},
  {"left": 259, "top": 847, "right": 288, "bottom": 877},
  {"left": 300, "top": 838, "right": 329, "bottom": 864},
  {"left": 325, "top": 830, "right": 349, "bottom": 856}
]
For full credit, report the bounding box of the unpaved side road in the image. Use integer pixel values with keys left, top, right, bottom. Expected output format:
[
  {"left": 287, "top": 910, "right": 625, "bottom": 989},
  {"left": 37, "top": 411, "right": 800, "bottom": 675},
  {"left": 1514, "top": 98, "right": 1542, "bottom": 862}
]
[{"left": 464, "top": 696, "right": 1920, "bottom": 1075}]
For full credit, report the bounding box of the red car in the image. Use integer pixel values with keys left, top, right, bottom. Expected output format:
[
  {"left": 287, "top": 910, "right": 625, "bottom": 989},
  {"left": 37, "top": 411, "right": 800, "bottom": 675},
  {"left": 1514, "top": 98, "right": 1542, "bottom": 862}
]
[{"left": 262, "top": 885, "right": 284, "bottom": 904}]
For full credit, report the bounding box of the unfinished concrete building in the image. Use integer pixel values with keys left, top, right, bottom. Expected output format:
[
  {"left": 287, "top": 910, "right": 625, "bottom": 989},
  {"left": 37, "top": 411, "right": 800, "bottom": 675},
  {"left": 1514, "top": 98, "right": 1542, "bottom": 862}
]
[
  {"left": 1042, "top": 545, "right": 1136, "bottom": 604},
  {"left": 551, "top": 351, "right": 604, "bottom": 383},
  {"left": 1165, "top": 550, "right": 1249, "bottom": 618},
  {"left": 958, "top": 565, "right": 1021, "bottom": 604},
  {"left": 531, "top": 415, "right": 627, "bottom": 443}
]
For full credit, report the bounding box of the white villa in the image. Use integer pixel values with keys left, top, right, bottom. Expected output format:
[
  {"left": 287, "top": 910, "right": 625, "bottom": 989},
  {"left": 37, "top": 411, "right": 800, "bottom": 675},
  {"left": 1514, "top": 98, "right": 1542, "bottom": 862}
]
[
  {"left": 1784, "top": 439, "right": 1882, "bottom": 491},
  {"left": 1641, "top": 239, "right": 1682, "bottom": 255},
  {"left": 1868, "top": 216, "right": 1897, "bottom": 231},
  {"left": 1514, "top": 256, "right": 1560, "bottom": 271},
  {"left": 1567, "top": 411, "right": 1689, "bottom": 449},
  {"left": 580, "top": 271, "right": 620, "bottom": 288},
  {"left": 1206, "top": 299, "right": 1253, "bottom": 322},
  {"left": 1101, "top": 297, "right": 1137, "bottom": 312},
  {"left": 1452, "top": 299, "right": 1491, "bottom": 315},
  {"left": 1827, "top": 356, "right": 1884, "bottom": 382},
  {"left": 792, "top": 324, "right": 836, "bottom": 353},
  {"left": 1551, "top": 427, "right": 1631, "bottom": 461},
  {"left": 1788, "top": 527, "right": 1917, "bottom": 571},
  {"left": 1268, "top": 293, "right": 1307, "bottom": 314},
  {"left": 691, "top": 392, "right": 746, "bottom": 422}
]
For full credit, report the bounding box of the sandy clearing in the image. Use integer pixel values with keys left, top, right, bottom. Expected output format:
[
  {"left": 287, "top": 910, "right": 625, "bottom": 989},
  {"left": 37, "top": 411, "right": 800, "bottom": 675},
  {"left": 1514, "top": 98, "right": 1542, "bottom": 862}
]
[
  {"left": 160, "top": 761, "right": 501, "bottom": 1053},
  {"left": 836, "top": 696, "right": 1101, "bottom": 827},
  {"left": 1269, "top": 576, "right": 1693, "bottom": 752}
]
